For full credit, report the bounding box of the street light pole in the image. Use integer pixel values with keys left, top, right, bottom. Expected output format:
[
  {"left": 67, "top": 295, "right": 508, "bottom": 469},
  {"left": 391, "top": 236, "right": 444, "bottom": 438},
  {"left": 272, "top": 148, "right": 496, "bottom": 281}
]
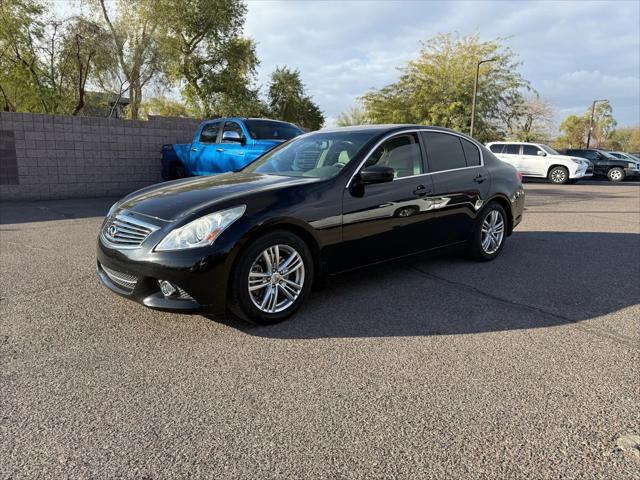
[
  {"left": 470, "top": 57, "right": 498, "bottom": 138},
  {"left": 586, "top": 99, "right": 608, "bottom": 149}
]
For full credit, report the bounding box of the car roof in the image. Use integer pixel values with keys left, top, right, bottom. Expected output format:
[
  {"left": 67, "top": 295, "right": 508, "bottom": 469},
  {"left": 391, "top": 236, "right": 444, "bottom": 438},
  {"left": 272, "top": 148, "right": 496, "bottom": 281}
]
[
  {"left": 317, "top": 124, "right": 472, "bottom": 136},
  {"left": 201, "top": 117, "right": 299, "bottom": 125}
]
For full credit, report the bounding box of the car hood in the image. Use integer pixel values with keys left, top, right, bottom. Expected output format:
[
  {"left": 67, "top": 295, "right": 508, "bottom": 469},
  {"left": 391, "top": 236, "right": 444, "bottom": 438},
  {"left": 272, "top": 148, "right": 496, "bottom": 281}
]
[{"left": 115, "top": 172, "right": 320, "bottom": 222}]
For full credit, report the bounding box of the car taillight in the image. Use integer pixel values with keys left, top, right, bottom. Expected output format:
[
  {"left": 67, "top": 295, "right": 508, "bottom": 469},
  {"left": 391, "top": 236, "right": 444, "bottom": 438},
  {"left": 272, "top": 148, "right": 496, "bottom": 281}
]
[{"left": 516, "top": 170, "right": 523, "bottom": 183}]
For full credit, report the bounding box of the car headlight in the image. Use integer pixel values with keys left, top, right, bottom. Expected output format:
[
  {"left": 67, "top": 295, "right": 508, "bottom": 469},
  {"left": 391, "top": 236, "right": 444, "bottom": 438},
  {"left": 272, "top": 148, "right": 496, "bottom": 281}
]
[
  {"left": 628, "top": 163, "right": 638, "bottom": 169},
  {"left": 155, "top": 205, "right": 246, "bottom": 251},
  {"left": 571, "top": 159, "right": 583, "bottom": 165}
]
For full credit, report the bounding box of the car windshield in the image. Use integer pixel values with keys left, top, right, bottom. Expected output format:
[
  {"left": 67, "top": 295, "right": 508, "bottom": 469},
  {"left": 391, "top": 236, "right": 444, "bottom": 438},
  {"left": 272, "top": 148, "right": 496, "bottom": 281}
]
[
  {"left": 243, "top": 130, "right": 377, "bottom": 179},
  {"left": 244, "top": 120, "right": 303, "bottom": 140},
  {"left": 540, "top": 144, "right": 560, "bottom": 155},
  {"left": 614, "top": 152, "right": 640, "bottom": 161},
  {"left": 599, "top": 151, "right": 618, "bottom": 159}
]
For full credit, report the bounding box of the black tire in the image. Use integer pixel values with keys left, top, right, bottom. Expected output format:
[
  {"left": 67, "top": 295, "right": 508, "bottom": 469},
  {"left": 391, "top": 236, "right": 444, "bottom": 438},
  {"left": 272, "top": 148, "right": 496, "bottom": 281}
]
[
  {"left": 468, "top": 202, "right": 508, "bottom": 262},
  {"left": 228, "top": 230, "right": 314, "bottom": 324},
  {"left": 548, "top": 166, "right": 569, "bottom": 184},
  {"left": 607, "top": 167, "right": 625, "bottom": 182},
  {"left": 168, "top": 163, "right": 185, "bottom": 180}
]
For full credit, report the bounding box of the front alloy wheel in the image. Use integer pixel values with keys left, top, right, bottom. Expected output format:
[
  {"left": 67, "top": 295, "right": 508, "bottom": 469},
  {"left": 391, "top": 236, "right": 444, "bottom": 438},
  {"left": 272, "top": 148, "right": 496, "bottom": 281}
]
[
  {"left": 607, "top": 167, "right": 625, "bottom": 182},
  {"left": 248, "top": 244, "right": 305, "bottom": 313},
  {"left": 228, "top": 230, "right": 313, "bottom": 324},
  {"left": 548, "top": 166, "right": 569, "bottom": 184}
]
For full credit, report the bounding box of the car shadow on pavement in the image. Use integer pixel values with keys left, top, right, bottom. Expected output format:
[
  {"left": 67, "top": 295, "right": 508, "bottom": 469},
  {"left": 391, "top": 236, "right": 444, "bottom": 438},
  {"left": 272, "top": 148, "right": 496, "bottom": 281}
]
[{"left": 214, "top": 231, "right": 640, "bottom": 339}]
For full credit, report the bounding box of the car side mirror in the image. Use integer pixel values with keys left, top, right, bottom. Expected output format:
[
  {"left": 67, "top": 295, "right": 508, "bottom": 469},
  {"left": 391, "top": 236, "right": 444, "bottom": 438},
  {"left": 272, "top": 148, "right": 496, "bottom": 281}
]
[
  {"left": 357, "top": 165, "right": 395, "bottom": 184},
  {"left": 222, "top": 131, "right": 245, "bottom": 144},
  {"left": 537, "top": 150, "right": 546, "bottom": 156}
]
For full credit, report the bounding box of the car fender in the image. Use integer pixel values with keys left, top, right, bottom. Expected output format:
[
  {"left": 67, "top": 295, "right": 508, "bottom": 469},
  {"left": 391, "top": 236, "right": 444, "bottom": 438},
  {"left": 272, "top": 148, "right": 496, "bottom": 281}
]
[{"left": 484, "top": 192, "right": 517, "bottom": 235}]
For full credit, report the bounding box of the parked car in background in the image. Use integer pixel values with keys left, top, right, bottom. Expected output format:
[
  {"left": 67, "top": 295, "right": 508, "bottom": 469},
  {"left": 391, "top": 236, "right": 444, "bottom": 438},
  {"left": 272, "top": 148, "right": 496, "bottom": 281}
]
[
  {"left": 486, "top": 141, "right": 592, "bottom": 184},
  {"left": 162, "top": 118, "right": 303, "bottom": 180},
  {"left": 563, "top": 148, "right": 640, "bottom": 182},
  {"left": 98, "top": 125, "right": 524, "bottom": 323},
  {"left": 607, "top": 151, "right": 640, "bottom": 162}
]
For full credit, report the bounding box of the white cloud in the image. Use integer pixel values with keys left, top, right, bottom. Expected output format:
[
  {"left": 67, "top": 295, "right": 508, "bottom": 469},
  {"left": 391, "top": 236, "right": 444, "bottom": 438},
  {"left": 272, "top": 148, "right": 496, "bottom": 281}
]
[{"left": 245, "top": 0, "right": 640, "bottom": 127}]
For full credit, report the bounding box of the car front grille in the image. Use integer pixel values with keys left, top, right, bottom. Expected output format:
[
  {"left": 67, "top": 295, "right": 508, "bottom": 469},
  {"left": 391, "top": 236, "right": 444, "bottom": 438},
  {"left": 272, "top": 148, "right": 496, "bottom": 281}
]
[
  {"left": 176, "top": 286, "right": 193, "bottom": 300},
  {"left": 101, "top": 264, "right": 138, "bottom": 292},
  {"left": 101, "top": 213, "right": 159, "bottom": 248}
]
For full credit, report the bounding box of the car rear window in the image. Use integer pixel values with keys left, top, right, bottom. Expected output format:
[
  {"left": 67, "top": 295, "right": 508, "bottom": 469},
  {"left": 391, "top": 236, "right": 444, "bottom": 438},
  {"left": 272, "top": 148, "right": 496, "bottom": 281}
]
[
  {"left": 244, "top": 120, "right": 303, "bottom": 140},
  {"left": 489, "top": 144, "right": 504, "bottom": 153}
]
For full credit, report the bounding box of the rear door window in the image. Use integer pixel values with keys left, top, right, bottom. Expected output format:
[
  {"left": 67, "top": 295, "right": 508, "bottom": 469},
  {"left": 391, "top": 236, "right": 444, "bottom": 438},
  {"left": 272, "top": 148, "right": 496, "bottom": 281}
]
[
  {"left": 461, "top": 138, "right": 481, "bottom": 166},
  {"left": 503, "top": 144, "right": 521, "bottom": 155},
  {"left": 422, "top": 132, "right": 467, "bottom": 172}
]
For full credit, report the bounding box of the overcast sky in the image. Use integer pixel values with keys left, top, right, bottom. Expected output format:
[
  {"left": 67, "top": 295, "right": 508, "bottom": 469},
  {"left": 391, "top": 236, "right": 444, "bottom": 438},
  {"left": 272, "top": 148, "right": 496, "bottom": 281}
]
[{"left": 244, "top": 0, "right": 640, "bottom": 127}]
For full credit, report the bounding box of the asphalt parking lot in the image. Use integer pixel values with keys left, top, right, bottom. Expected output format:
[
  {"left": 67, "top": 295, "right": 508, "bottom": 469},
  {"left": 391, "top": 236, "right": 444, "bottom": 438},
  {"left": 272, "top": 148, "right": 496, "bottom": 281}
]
[{"left": 1, "top": 179, "right": 639, "bottom": 479}]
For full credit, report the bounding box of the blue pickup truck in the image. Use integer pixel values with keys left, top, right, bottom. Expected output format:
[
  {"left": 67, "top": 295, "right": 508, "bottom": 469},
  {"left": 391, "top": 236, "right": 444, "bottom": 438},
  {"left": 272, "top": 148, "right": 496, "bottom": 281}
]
[{"left": 161, "top": 117, "right": 303, "bottom": 180}]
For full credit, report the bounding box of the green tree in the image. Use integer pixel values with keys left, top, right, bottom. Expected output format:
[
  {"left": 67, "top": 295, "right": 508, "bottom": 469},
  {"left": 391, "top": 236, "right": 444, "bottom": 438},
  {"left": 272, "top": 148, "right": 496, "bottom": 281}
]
[
  {"left": 157, "top": 0, "right": 261, "bottom": 118},
  {"left": 361, "top": 33, "right": 529, "bottom": 143},
  {"left": 0, "top": 0, "right": 55, "bottom": 112},
  {"left": 91, "top": 0, "right": 164, "bottom": 119},
  {"left": 587, "top": 100, "right": 617, "bottom": 147},
  {"left": 555, "top": 101, "right": 617, "bottom": 149},
  {"left": 335, "top": 105, "right": 369, "bottom": 127},
  {"left": 606, "top": 126, "right": 640, "bottom": 152},
  {"left": 267, "top": 66, "right": 324, "bottom": 130},
  {"left": 555, "top": 115, "right": 588, "bottom": 149},
  {"left": 59, "top": 17, "right": 112, "bottom": 115},
  {"left": 140, "top": 95, "right": 194, "bottom": 118},
  {"left": 0, "top": 0, "right": 112, "bottom": 115}
]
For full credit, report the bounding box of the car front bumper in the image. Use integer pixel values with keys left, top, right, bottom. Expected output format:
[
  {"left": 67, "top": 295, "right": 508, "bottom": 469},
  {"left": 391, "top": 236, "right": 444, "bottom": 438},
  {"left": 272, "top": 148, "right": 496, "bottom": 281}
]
[
  {"left": 571, "top": 164, "right": 593, "bottom": 178},
  {"left": 96, "top": 235, "right": 236, "bottom": 314},
  {"left": 625, "top": 167, "right": 640, "bottom": 177}
]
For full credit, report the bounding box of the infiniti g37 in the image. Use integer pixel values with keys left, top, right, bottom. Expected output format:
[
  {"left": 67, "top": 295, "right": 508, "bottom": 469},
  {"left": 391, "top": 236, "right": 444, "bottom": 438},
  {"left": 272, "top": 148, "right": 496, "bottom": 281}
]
[{"left": 97, "top": 125, "right": 525, "bottom": 324}]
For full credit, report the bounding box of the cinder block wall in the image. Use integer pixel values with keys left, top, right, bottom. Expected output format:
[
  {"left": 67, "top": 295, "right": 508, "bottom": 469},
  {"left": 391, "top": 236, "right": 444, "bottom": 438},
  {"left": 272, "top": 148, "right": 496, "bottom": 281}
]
[{"left": 0, "top": 112, "right": 201, "bottom": 201}]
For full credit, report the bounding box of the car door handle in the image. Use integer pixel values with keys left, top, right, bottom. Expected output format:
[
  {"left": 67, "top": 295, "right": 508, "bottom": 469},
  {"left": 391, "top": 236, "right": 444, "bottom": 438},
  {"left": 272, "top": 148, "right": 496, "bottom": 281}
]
[
  {"left": 473, "top": 174, "right": 486, "bottom": 183},
  {"left": 413, "top": 185, "right": 431, "bottom": 196},
  {"left": 191, "top": 147, "right": 198, "bottom": 152},
  {"left": 216, "top": 148, "right": 224, "bottom": 152}
]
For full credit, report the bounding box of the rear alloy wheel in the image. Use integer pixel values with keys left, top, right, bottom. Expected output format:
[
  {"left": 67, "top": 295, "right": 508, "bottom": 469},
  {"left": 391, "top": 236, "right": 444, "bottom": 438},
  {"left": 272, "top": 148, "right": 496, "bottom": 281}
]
[
  {"left": 468, "top": 202, "right": 507, "bottom": 262},
  {"left": 548, "top": 166, "right": 569, "bottom": 184},
  {"left": 607, "top": 167, "right": 625, "bottom": 182},
  {"left": 228, "top": 230, "right": 313, "bottom": 324}
]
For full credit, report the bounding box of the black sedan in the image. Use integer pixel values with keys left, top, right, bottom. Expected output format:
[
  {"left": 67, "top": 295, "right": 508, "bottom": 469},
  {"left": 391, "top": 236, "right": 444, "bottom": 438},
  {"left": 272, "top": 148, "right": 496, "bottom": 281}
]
[{"left": 97, "top": 125, "right": 525, "bottom": 323}]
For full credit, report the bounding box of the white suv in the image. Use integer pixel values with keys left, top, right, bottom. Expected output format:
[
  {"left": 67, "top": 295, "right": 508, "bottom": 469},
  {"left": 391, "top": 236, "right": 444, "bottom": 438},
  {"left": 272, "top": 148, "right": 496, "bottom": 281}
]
[{"left": 486, "top": 142, "right": 592, "bottom": 184}]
